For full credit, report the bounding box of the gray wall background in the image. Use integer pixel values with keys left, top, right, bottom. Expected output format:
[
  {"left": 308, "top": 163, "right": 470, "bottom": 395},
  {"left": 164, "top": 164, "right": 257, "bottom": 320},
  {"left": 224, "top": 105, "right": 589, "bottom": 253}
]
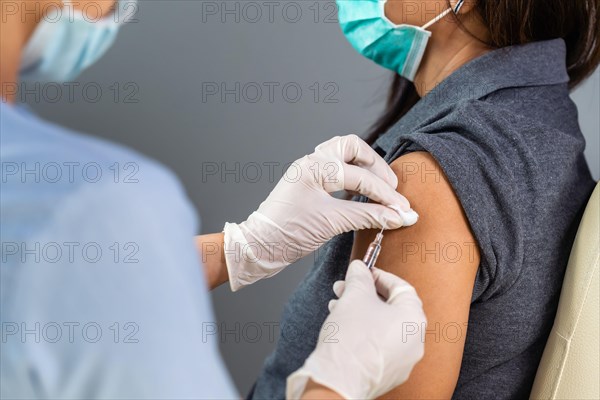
[{"left": 27, "top": 1, "right": 599, "bottom": 395}]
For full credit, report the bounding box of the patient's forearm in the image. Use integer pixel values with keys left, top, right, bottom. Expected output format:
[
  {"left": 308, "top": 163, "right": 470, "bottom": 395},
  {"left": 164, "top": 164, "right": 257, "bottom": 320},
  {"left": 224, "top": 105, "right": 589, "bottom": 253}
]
[{"left": 195, "top": 233, "right": 229, "bottom": 290}]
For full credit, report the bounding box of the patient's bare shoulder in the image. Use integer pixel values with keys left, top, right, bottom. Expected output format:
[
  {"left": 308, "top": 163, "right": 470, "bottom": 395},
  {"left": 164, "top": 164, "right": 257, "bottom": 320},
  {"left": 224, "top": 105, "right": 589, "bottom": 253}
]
[{"left": 351, "top": 151, "right": 481, "bottom": 399}]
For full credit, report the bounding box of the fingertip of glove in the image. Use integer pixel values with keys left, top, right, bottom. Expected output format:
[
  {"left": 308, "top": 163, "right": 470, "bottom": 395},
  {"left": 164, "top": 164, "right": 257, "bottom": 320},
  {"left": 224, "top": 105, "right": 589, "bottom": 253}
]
[
  {"left": 328, "top": 299, "right": 338, "bottom": 312},
  {"left": 346, "top": 260, "right": 372, "bottom": 281},
  {"left": 388, "top": 205, "right": 419, "bottom": 227},
  {"left": 332, "top": 280, "right": 345, "bottom": 297},
  {"left": 348, "top": 259, "right": 369, "bottom": 270}
]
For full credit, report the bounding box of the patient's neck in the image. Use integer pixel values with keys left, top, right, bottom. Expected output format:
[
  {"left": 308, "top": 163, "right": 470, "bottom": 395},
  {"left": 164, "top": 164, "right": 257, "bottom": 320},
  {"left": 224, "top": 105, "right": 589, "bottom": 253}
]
[{"left": 414, "top": 22, "right": 492, "bottom": 98}]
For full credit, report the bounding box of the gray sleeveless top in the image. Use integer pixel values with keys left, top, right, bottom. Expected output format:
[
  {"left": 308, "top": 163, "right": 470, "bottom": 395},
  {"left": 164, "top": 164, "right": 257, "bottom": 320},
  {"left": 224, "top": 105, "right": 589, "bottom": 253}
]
[{"left": 249, "top": 39, "right": 596, "bottom": 399}]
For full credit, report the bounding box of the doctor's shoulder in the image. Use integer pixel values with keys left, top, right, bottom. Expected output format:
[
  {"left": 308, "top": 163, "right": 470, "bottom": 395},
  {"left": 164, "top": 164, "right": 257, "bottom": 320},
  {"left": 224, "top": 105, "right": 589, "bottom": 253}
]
[{"left": 0, "top": 104, "right": 198, "bottom": 235}]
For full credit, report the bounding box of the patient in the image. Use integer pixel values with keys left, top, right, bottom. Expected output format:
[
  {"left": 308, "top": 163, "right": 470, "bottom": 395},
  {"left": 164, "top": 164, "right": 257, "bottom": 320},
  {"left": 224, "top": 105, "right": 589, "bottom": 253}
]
[{"left": 250, "top": 0, "right": 599, "bottom": 398}]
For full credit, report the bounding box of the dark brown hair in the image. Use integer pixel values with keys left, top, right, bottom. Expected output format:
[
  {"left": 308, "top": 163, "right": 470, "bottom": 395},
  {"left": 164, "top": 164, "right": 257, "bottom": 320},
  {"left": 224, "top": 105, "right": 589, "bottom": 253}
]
[{"left": 366, "top": 0, "right": 600, "bottom": 144}]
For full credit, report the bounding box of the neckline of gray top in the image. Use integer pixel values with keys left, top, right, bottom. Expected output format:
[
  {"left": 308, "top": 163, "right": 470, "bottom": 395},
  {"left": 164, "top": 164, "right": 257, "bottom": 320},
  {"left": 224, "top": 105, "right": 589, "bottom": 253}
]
[{"left": 374, "top": 38, "right": 570, "bottom": 157}]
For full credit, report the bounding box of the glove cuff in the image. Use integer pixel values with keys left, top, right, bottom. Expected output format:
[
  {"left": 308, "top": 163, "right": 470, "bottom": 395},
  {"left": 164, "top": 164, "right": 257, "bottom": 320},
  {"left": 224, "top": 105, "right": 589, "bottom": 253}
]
[
  {"left": 223, "top": 215, "right": 289, "bottom": 292},
  {"left": 286, "top": 354, "right": 374, "bottom": 400},
  {"left": 223, "top": 222, "right": 257, "bottom": 292}
]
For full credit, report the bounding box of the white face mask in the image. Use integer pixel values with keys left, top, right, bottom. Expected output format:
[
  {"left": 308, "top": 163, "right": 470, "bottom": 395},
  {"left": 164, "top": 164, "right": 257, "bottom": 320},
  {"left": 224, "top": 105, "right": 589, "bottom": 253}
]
[
  {"left": 336, "top": 0, "right": 465, "bottom": 81},
  {"left": 20, "top": 0, "right": 137, "bottom": 83}
]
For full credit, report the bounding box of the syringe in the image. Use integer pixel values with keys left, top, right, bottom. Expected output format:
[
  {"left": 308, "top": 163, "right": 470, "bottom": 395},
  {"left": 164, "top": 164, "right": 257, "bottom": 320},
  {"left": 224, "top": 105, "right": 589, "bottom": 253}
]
[{"left": 362, "top": 226, "right": 384, "bottom": 269}]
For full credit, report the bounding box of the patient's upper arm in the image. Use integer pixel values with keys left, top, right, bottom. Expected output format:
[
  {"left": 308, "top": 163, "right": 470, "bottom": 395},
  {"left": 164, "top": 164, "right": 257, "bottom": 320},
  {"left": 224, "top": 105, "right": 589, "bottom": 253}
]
[{"left": 351, "top": 151, "right": 481, "bottom": 399}]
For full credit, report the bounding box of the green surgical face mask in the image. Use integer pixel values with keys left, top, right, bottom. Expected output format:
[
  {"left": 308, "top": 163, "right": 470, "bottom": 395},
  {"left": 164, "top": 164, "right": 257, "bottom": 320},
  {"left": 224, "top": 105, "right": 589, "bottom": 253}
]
[{"left": 336, "top": 0, "right": 464, "bottom": 81}]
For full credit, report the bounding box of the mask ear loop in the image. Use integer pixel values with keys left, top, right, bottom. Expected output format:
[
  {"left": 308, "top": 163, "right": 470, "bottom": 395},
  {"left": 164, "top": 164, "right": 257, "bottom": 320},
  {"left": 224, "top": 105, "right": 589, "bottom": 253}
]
[
  {"left": 421, "top": 0, "right": 466, "bottom": 30},
  {"left": 454, "top": 0, "right": 466, "bottom": 13}
]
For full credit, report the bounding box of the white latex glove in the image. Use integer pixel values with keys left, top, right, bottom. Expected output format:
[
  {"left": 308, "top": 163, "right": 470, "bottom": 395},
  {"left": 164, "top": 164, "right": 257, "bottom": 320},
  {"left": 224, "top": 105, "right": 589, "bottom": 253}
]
[
  {"left": 287, "top": 260, "right": 427, "bottom": 400},
  {"left": 223, "top": 135, "right": 419, "bottom": 291}
]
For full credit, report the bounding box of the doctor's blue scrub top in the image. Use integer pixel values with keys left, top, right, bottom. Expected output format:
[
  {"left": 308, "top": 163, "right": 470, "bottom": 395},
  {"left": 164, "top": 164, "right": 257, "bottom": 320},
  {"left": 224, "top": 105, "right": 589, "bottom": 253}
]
[{"left": 0, "top": 103, "right": 238, "bottom": 399}]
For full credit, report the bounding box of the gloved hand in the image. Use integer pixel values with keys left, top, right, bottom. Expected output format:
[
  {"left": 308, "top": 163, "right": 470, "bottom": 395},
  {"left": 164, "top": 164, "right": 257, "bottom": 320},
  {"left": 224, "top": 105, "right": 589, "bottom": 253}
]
[
  {"left": 223, "top": 135, "right": 419, "bottom": 291},
  {"left": 287, "top": 260, "right": 427, "bottom": 400}
]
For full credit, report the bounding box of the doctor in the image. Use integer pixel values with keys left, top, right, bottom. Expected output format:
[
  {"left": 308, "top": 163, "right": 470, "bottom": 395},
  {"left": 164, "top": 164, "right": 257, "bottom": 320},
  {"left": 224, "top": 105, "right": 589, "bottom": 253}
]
[{"left": 0, "top": 1, "right": 426, "bottom": 399}]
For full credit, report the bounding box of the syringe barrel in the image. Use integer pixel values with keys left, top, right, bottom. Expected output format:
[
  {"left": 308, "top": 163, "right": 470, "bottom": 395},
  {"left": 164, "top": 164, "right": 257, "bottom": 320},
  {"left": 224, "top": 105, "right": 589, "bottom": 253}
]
[{"left": 363, "top": 242, "right": 381, "bottom": 269}]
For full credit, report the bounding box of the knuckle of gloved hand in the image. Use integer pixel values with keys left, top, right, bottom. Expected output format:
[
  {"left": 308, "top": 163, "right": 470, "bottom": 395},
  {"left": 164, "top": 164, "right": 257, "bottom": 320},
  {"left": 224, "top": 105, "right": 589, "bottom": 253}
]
[
  {"left": 352, "top": 172, "right": 368, "bottom": 194},
  {"left": 290, "top": 156, "right": 310, "bottom": 176},
  {"left": 346, "top": 134, "right": 361, "bottom": 155},
  {"left": 346, "top": 133, "right": 360, "bottom": 145},
  {"left": 297, "top": 154, "right": 312, "bottom": 165},
  {"left": 304, "top": 152, "right": 323, "bottom": 165},
  {"left": 314, "top": 136, "right": 340, "bottom": 153}
]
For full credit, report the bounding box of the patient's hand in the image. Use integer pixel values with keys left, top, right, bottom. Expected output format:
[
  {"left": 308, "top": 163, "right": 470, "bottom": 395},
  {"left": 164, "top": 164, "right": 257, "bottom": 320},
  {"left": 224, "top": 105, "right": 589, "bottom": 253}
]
[{"left": 351, "top": 151, "right": 481, "bottom": 399}]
